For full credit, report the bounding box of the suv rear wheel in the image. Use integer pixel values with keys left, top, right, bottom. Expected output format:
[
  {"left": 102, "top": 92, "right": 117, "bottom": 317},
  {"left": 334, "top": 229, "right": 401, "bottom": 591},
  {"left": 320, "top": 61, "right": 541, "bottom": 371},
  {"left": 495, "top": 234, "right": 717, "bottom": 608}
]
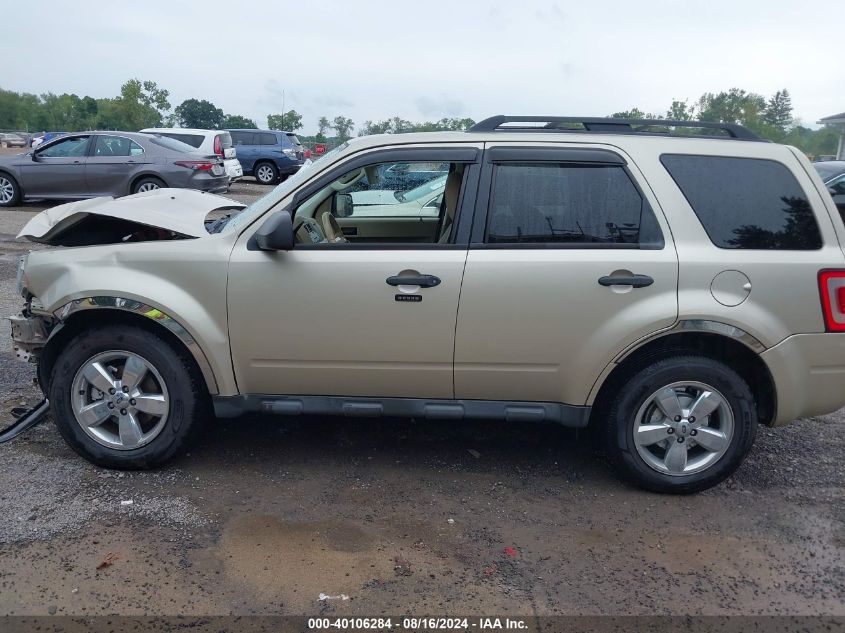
[
  {"left": 48, "top": 325, "right": 208, "bottom": 469},
  {"left": 603, "top": 355, "right": 757, "bottom": 494},
  {"left": 254, "top": 161, "right": 278, "bottom": 185}
]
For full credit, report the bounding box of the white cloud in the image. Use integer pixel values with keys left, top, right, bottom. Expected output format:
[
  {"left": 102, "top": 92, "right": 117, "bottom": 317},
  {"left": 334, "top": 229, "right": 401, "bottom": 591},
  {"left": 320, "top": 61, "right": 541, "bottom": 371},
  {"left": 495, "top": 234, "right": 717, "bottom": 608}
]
[{"left": 1, "top": 0, "right": 841, "bottom": 134}]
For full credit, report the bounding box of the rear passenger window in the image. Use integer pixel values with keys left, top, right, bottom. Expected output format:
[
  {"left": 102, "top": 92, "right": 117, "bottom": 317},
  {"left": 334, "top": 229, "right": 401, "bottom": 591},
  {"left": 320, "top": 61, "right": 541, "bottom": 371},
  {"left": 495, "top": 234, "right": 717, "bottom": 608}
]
[
  {"left": 231, "top": 132, "right": 255, "bottom": 146},
  {"left": 486, "top": 163, "right": 663, "bottom": 247},
  {"left": 661, "top": 155, "right": 822, "bottom": 250},
  {"left": 258, "top": 133, "right": 278, "bottom": 146}
]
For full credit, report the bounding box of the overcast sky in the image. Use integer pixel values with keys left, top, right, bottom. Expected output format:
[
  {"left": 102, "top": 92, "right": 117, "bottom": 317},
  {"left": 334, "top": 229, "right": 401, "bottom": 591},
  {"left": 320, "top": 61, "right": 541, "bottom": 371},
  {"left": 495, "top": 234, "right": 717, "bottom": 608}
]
[{"left": 3, "top": 0, "right": 842, "bottom": 134}]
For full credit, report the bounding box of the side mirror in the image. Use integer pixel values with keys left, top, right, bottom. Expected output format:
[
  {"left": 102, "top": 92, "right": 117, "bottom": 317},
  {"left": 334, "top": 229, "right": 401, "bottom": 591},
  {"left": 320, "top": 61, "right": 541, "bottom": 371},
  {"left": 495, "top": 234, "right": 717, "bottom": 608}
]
[
  {"left": 333, "top": 193, "right": 353, "bottom": 218},
  {"left": 253, "top": 211, "right": 294, "bottom": 251},
  {"left": 31, "top": 152, "right": 40, "bottom": 162}
]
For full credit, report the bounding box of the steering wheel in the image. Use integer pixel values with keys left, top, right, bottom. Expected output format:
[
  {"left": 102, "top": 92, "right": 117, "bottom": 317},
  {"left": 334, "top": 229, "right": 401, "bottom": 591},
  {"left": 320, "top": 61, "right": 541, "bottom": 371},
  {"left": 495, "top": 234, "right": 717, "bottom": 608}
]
[
  {"left": 329, "top": 168, "right": 366, "bottom": 191},
  {"left": 321, "top": 213, "right": 348, "bottom": 243}
]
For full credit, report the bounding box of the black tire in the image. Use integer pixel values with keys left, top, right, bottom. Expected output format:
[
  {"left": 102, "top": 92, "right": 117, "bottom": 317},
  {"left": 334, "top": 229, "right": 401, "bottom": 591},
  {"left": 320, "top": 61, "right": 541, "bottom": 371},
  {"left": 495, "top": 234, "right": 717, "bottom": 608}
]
[
  {"left": 0, "top": 172, "right": 22, "bottom": 207},
  {"left": 602, "top": 355, "right": 757, "bottom": 494},
  {"left": 48, "top": 325, "right": 209, "bottom": 469},
  {"left": 132, "top": 176, "right": 166, "bottom": 194},
  {"left": 254, "top": 161, "right": 278, "bottom": 185}
]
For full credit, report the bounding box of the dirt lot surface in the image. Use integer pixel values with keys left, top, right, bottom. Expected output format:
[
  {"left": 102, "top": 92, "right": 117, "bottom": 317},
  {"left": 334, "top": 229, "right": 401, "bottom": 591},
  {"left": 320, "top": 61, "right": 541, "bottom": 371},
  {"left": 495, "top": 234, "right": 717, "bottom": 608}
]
[{"left": 0, "top": 182, "right": 842, "bottom": 618}]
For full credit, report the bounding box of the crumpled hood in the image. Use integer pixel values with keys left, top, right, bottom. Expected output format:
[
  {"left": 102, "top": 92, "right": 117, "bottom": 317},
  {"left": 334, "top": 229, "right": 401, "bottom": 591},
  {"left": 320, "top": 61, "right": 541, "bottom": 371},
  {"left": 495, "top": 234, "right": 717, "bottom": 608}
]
[{"left": 17, "top": 188, "right": 246, "bottom": 243}]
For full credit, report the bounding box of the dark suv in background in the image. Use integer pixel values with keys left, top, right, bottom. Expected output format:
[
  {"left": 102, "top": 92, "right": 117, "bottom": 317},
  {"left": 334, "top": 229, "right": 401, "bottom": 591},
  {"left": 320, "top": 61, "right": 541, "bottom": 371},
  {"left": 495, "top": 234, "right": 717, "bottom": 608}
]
[{"left": 227, "top": 129, "right": 305, "bottom": 184}]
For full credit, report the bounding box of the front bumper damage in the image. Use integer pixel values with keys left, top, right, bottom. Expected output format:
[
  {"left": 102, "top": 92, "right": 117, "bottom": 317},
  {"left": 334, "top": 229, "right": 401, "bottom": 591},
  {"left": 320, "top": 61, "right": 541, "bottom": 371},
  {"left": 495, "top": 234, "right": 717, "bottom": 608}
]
[
  {"left": 1, "top": 306, "right": 56, "bottom": 442},
  {"left": 10, "top": 311, "right": 52, "bottom": 363}
]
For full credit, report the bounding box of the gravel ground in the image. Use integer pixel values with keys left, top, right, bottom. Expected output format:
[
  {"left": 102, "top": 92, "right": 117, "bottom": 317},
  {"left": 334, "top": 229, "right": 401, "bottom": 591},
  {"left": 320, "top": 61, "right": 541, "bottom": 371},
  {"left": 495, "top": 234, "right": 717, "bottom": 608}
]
[{"left": 0, "top": 183, "right": 842, "bottom": 617}]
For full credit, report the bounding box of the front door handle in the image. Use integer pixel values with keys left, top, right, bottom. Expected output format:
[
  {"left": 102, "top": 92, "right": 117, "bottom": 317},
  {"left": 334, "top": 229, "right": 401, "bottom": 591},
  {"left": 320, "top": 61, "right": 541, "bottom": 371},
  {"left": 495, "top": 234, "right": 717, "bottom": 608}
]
[
  {"left": 598, "top": 274, "right": 654, "bottom": 288},
  {"left": 386, "top": 274, "right": 441, "bottom": 288}
]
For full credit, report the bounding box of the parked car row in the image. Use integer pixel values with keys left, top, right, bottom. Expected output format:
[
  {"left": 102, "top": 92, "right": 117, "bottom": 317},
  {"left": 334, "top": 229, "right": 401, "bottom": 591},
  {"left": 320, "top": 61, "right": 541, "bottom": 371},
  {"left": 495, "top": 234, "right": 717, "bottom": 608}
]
[
  {"left": 0, "top": 131, "right": 229, "bottom": 206},
  {"left": 140, "top": 128, "right": 243, "bottom": 182},
  {"left": 229, "top": 129, "right": 306, "bottom": 184},
  {"left": 0, "top": 124, "right": 311, "bottom": 206},
  {"left": 0, "top": 128, "right": 306, "bottom": 206},
  {"left": 0, "top": 133, "right": 28, "bottom": 148}
]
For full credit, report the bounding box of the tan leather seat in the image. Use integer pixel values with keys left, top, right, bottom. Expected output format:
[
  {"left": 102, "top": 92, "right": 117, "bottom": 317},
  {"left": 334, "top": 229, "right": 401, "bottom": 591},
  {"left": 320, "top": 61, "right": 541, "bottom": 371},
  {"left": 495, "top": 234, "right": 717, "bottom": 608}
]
[{"left": 437, "top": 170, "right": 463, "bottom": 243}]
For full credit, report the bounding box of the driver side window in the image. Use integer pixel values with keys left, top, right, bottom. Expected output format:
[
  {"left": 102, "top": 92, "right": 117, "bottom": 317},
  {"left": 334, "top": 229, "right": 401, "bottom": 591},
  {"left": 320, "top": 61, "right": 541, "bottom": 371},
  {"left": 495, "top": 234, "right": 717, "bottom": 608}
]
[
  {"left": 38, "top": 136, "right": 90, "bottom": 158},
  {"left": 293, "top": 159, "right": 466, "bottom": 246}
]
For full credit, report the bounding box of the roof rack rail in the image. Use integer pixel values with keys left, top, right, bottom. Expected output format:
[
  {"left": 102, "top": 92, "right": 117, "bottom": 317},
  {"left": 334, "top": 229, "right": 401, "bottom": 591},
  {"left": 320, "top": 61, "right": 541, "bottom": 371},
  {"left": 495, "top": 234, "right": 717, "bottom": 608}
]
[{"left": 468, "top": 116, "right": 761, "bottom": 141}]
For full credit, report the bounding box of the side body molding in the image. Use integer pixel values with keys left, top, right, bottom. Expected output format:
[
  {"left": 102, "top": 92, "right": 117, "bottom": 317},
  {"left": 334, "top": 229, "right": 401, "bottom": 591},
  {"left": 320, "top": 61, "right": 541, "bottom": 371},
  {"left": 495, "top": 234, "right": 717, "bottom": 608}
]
[
  {"left": 616, "top": 319, "right": 767, "bottom": 360},
  {"left": 54, "top": 296, "right": 219, "bottom": 394}
]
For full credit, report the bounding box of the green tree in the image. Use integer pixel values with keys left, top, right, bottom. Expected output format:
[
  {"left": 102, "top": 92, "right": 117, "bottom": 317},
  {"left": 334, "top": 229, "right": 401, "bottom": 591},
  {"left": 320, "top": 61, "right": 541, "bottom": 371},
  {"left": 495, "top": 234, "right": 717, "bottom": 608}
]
[
  {"left": 267, "top": 110, "right": 303, "bottom": 131},
  {"left": 764, "top": 89, "right": 793, "bottom": 132},
  {"left": 174, "top": 98, "right": 225, "bottom": 128},
  {"left": 697, "top": 88, "right": 766, "bottom": 125},
  {"left": 609, "top": 108, "right": 656, "bottom": 119},
  {"left": 40, "top": 93, "right": 99, "bottom": 130},
  {"left": 220, "top": 114, "right": 257, "bottom": 128},
  {"left": 666, "top": 99, "right": 695, "bottom": 120},
  {"left": 359, "top": 116, "right": 476, "bottom": 135},
  {"left": 332, "top": 115, "right": 354, "bottom": 141},
  {"left": 317, "top": 116, "right": 331, "bottom": 136},
  {"left": 114, "top": 79, "right": 171, "bottom": 129}
]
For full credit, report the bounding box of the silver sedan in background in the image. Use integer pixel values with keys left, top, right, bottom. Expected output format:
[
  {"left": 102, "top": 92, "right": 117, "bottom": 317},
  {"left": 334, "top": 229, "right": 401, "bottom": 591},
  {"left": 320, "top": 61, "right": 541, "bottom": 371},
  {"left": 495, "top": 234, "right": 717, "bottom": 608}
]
[{"left": 0, "top": 131, "right": 229, "bottom": 207}]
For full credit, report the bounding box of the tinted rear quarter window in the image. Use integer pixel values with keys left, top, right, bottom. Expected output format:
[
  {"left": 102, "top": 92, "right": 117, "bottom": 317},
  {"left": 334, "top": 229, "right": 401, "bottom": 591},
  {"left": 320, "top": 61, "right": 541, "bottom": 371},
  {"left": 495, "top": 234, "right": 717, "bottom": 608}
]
[
  {"left": 160, "top": 133, "right": 203, "bottom": 148},
  {"left": 231, "top": 132, "right": 256, "bottom": 145},
  {"left": 486, "top": 163, "right": 663, "bottom": 247},
  {"left": 147, "top": 136, "right": 199, "bottom": 154},
  {"left": 216, "top": 132, "right": 233, "bottom": 149},
  {"left": 258, "top": 133, "right": 278, "bottom": 146},
  {"left": 661, "top": 154, "right": 821, "bottom": 250}
]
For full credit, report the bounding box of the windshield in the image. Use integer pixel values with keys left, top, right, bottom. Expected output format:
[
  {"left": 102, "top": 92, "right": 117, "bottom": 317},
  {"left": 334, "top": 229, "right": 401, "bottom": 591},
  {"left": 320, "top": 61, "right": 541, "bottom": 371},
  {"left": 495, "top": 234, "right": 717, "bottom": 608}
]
[
  {"left": 814, "top": 162, "right": 845, "bottom": 183},
  {"left": 396, "top": 174, "right": 448, "bottom": 202},
  {"left": 221, "top": 144, "right": 348, "bottom": 234}
]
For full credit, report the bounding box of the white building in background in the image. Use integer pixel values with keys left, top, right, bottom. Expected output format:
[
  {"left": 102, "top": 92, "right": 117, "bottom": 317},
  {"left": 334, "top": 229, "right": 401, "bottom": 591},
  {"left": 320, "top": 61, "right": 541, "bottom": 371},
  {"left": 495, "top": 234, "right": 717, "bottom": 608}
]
[{"left": 818, "top": 111, "right": 845, "bottom": 160}]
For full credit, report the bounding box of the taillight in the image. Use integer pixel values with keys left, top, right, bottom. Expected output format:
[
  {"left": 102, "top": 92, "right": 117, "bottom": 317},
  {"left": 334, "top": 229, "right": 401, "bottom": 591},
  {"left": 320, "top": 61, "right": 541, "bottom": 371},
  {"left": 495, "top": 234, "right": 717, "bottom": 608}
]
[
  {"left": 818, "top": 270, "right": 845, "bottom": 331},
  {"left": 214, "top": 136, "right": 223, "bottom": 157},
  {"left": 174, "top": 160, "right": 215, "bottom": 171}
]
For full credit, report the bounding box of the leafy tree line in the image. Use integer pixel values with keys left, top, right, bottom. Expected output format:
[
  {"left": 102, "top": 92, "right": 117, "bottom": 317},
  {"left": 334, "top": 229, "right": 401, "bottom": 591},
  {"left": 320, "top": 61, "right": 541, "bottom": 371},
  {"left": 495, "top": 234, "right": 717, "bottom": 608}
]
[
  {"left": 0, "top": 80, "right": 260, "bottom": 133},
  {"left": 0, "top": 79, "right": 838, "bottom": 156},
  {"left": 610, "top": 88, "right": 839, "bottom": 156}
]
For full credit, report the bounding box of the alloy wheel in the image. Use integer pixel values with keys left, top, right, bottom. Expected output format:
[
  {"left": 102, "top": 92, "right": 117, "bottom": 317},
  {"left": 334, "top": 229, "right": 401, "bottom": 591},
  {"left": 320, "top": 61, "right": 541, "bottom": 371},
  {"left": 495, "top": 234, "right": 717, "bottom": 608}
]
[
  {"left": 71, "top": 350, "right": 170, "bottom": 450},
  {"left": 0, "top": 177, "right": 14, "bottom": 204},
  {"left": 256, "top": 165, "right": 274, "bottom": 183},
  {"left": 137, "top": 182, "right": 160, "bottom": 192},
  {"left": 633, "top": 381, "right": 734, "bottom": 476}
]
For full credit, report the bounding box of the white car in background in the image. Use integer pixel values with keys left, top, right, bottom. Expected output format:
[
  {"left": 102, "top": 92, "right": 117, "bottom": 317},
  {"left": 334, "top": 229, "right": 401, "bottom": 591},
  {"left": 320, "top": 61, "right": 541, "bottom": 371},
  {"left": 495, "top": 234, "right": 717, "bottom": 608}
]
[
  {"left": 140, "top": 128, "right": 243, "bottom": 183},
  {"left": 346, "top": 174, "right": 446, "bottom": 217}
]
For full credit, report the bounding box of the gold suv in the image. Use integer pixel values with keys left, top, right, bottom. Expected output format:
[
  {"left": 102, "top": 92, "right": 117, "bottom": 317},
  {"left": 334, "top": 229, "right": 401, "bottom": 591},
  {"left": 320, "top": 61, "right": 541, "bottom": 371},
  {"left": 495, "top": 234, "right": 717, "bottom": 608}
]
[{"left": 10, "top": 116, "right": 845, "bottom": 493}]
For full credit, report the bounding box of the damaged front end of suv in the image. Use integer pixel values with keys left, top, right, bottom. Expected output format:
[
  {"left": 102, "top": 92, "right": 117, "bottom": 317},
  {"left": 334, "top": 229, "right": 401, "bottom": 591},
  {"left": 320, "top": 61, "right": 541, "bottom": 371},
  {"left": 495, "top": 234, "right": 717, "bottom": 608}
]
[{"left": 2, "top": 189, "right": 244, "bottom": 443}]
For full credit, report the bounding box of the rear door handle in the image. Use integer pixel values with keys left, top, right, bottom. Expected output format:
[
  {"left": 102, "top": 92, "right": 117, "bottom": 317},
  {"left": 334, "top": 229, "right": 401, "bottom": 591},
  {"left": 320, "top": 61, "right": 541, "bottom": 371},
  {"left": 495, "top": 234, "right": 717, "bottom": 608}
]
[
  {"left": 598, "top": 274, "right": 654, "bottom": 288},
  {"left": 386, "top": 274, "right": 441, "bottom": 288}
]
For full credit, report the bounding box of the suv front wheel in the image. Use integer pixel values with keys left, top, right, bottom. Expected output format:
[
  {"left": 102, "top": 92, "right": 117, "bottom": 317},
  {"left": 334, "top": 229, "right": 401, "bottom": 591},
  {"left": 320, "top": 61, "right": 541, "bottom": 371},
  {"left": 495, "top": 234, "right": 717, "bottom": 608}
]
[
  {"left": 604, "top": 355, "right": 757, "bottom": 494},
  {"left": 48, "top": 325, "right": 208, "bottom": 469}
]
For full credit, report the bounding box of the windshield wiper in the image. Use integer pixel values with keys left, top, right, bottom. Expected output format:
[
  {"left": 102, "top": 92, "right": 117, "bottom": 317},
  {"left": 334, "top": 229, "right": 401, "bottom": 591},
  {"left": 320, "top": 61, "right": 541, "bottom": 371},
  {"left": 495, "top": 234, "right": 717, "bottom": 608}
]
[{"left": 207, "top": 214, "right": 231, "bottom": 234}]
